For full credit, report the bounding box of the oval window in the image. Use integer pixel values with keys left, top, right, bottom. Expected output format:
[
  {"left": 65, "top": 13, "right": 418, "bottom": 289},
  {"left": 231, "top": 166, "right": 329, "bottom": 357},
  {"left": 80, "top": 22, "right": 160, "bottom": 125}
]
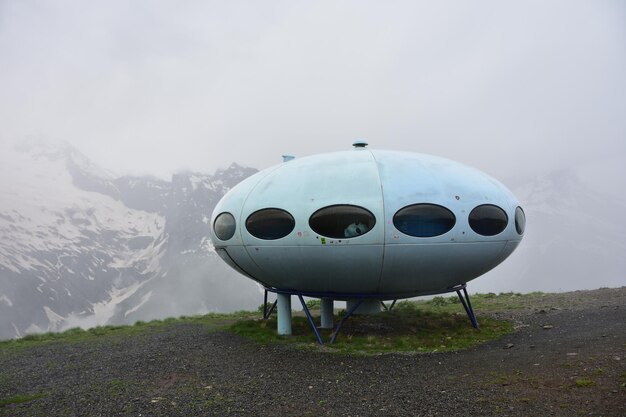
[
  {"left": 393, "top": 204, "right": 456, "bottom": 237},
  {"left": 309, "top": 205, "right": 376, "bottom": 238},
  {"left": 213, "top": 212, "right": 236, "bottom": 241},
  {"left": 468, "top": 204, "right": 508, "bottom": 236},
  {"left": 515, "top": 206, "right": 526, "bottom": 235},
  {"left": 246, "top": 208, "right": 295, "bottom": 240}
]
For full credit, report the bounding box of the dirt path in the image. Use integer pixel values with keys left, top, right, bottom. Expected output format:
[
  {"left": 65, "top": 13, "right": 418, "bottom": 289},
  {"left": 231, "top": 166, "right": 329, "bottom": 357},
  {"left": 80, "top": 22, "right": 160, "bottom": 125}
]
[{"left": 1, "top": 287, "right": 625, "bottom": 416}]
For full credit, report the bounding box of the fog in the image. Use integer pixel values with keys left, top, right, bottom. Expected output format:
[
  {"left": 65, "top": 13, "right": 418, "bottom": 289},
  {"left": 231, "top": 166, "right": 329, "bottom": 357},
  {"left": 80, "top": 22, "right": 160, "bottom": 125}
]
[
  {"left": 0, "top": 1, "right": 625, "bottom": 329},
  {"left": 1, "top": 1, "right": 624, "bottom": 184}
]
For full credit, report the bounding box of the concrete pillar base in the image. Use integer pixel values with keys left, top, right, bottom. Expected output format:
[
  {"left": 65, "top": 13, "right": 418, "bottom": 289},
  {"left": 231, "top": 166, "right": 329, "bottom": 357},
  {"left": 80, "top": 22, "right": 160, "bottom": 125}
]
[
  {"left": 277, "top": 293, "right": 292, "bottom": 335},
  {"left": 320, "top": 298, "right": 334, "bottom": 329}
]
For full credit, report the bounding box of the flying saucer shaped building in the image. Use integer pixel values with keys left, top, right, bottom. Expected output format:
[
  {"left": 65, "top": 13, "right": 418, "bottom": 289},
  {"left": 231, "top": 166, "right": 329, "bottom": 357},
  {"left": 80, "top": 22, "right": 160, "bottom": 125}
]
[{"left": 209, "top": 143, "right": 525, "bottom": 343}]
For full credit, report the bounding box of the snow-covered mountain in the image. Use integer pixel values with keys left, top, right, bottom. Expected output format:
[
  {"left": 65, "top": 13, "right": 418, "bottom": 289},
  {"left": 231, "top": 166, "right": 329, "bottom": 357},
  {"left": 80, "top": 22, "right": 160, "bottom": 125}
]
[{"left": 0, "top": 139, "right": 260, "bottom": 340}]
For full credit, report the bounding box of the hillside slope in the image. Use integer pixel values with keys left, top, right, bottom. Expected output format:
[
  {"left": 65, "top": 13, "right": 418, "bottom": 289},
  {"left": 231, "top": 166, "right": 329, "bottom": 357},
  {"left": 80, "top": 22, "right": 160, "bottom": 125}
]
[{"left": 0, "top": 139, "right": 260, "bottom": 339}]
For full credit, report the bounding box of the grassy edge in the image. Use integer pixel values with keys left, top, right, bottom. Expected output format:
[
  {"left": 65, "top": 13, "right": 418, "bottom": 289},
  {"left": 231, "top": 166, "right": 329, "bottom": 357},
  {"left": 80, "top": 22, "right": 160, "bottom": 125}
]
[
  {"left": 0, "top": 312, "right": 257, "bottom": 351},
  {"left": 0, "top": 393, "right": 46, "bottom": 408},
  {"left": 0, "top": 291, "right": 550, "bottom": 353}
]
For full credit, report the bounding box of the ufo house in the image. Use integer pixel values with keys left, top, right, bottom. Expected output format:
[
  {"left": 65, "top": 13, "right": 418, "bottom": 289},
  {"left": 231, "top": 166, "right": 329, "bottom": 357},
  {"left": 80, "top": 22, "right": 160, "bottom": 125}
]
[{"left": 210, "top": 142, "right": 525, "bottom": 344}]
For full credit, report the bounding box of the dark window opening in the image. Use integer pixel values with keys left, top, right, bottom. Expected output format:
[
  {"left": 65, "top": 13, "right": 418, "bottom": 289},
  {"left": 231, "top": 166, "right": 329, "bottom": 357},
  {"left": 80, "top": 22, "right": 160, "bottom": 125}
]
[
  {"left": 246, "top": 208, "right": 295, "bottom": 240},
  {"left": 393, "top": 204, "right": 456, "bottom": 237},
  {"left": 213, "top": 212, "right": 236, "bottom": 241},
  {"left": 469, "top": 204, "right": 508, "bottom": 236},
  {"left": 309, "top": 205, "right": 376, "bottom": 238},
  {"left": 515, "top": 206, "right": 526, "bottom": 235}
]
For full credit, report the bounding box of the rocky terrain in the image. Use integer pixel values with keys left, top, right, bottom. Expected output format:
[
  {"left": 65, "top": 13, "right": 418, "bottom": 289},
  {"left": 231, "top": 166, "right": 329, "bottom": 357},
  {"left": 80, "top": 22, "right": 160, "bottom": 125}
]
[{"left": 0, "top": 287, "right": 624, "bottom": 416}]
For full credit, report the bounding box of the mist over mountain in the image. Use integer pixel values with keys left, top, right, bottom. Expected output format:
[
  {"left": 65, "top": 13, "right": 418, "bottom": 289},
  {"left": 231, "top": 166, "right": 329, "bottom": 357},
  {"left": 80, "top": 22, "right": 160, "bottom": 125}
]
[
  {"left": 0, "top": 139, "right": 260, "bottom": 340},
  {"left": 0, "top": 139, "right": 624, "bottom": 340},
  {"left": 475, "top": 166, "right": 626, "bottom": 294}
]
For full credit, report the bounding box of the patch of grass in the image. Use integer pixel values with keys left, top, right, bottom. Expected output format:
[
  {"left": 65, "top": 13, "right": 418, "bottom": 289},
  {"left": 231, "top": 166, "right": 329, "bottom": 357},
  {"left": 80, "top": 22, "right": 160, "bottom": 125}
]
[
  {"left": 106, "top": 379, "right": 141, "bottom": 397},
  {"left": 414, "top": 291, "right": 547, "bottom": 313},
  {"left": 484, "top": 371, "right": 540, "bottom": 388},
  {"left": 0, "top": 326, "right": 134, "bottom": 350},
  {"left": 575, "top": 378, "right": 594, "bottom": 387},
  {"left": 257, "top": 302, "right": 275, "bottom": 314},
  {"left": 0, "top": 393, "right": 46, "bottom": 408},
  {"left": 429, "top": 296, "right": 460, "bottom": 307},
  {"left": 201, "top": 392, "right": 235, "bottom": 408},
  {"left": 486, "top": 371, "right": 513, "bottom": 386},
  {"left": 0, "top": 312, "right": 257, "bottom": 351},
  {"left": 229, "top": 308, "right": 513, "bottom": 354},
  {"left": 3, "top": 325, "right": 153, "bottom": 349}
]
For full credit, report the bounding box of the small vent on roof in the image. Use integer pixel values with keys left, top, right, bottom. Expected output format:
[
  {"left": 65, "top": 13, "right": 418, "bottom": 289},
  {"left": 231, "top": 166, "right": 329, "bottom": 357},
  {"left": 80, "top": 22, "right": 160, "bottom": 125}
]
[
  {"left": 353, "top": 140, "right": 368, "bottom": 149},
  {"left": 282, "top": 155, "right": 295, "bottom": 162}
]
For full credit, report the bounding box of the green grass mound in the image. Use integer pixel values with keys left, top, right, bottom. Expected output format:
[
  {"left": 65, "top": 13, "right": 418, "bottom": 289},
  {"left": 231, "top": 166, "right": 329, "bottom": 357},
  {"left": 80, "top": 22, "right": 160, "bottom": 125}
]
[{"left": 230, "top": 306, "right": 512, "bottom": 354}]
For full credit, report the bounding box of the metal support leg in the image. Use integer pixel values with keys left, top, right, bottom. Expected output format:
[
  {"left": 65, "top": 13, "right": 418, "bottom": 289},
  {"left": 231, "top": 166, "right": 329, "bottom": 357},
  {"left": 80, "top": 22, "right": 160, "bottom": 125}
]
[
  {"left": 298, "top": 295, "right": 324, "bottom": 345},
  {"left": 381, "top": 299, "right": 398, "bottom": 311},
  {"left": 330, "top": 299, "right": 364, "bottom": 344},
  {"left": 456, "top": 287, "right": 479, "bottom": 329},
  {"left": 264, "top": 300, "right": 277, "bottom": 319},
  {"left": 263, "top": 290, "right": 277, "bottom": 319}
]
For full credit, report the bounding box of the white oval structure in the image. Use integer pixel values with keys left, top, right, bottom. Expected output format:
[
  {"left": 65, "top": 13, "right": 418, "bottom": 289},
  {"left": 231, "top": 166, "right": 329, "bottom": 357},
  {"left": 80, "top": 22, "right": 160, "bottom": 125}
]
[{"left": 210, "top": 146, "right": 525, "bottom": 301}]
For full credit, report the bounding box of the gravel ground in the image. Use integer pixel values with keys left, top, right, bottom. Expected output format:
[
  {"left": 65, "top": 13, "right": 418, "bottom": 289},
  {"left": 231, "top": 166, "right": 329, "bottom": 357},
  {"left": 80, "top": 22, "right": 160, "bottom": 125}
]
[{"left": 1, "top": 287, "right": 625, "bottom": 417}]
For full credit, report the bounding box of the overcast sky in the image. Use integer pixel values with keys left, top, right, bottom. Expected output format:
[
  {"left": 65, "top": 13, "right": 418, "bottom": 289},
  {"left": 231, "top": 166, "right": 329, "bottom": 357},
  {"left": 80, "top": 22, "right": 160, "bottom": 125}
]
[{"left": 1, "top": 0, "right": 624, "bottom": 182}]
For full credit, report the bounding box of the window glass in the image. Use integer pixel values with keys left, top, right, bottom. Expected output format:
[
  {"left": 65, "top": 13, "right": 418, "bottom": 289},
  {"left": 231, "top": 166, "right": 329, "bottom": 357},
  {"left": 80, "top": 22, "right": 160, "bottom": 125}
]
[
  {"left": 393, "top": 204, "right": 456, "bottom": 237},
  {"left": 468, "top": 204, "right": 508, "bottom": 236},
  {"left": 309, "top": 205, "right": 376, "bottom": 238},
  {"left": 515, "top": 206, "right": 526, "bottom": 235},
  {"left": 213, "top": 212, "right": 236, "bottom": 241},
  {"left": 246, "top": 208, "right": 295, "bottom": 240}
]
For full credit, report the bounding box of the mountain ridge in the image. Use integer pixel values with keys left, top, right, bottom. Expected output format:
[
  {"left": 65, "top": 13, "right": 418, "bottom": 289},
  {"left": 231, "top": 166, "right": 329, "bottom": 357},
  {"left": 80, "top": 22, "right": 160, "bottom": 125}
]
[{"left": 0, "top": 139, "right": 260, "bottom": 339}]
